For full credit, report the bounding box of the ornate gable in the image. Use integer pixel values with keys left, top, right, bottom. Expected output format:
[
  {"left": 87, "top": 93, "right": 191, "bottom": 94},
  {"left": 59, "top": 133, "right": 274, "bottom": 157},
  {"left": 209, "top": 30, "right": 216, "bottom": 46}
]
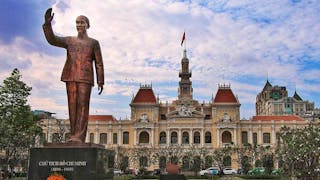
[{"left": 166, "top": 98, "right": 205, "bottom": 119}]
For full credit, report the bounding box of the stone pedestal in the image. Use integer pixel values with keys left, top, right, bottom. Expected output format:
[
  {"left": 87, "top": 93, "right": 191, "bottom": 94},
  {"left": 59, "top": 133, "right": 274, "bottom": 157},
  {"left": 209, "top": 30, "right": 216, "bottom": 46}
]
[{"left": 28, "top": 143, "right": 114, "bottom": 180}]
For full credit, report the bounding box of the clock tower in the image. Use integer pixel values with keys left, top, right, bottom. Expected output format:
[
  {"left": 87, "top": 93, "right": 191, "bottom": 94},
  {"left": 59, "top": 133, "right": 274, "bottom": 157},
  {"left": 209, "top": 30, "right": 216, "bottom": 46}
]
[{"left": 178, "top": 49, "right": 193, "bottom": 100}]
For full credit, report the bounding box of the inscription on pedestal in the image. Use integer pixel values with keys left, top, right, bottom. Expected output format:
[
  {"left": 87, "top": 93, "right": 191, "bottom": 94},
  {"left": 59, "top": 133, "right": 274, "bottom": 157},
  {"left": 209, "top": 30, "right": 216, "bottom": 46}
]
[{"left": 28, "top": 145, "right": 114, "bottom": 180}]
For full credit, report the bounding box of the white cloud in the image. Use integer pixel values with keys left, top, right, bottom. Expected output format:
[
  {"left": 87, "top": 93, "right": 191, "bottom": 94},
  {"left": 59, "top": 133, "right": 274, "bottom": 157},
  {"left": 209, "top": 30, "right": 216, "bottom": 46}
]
[{"left": 1, "top": 0, "right": 320, "bottom": 119}]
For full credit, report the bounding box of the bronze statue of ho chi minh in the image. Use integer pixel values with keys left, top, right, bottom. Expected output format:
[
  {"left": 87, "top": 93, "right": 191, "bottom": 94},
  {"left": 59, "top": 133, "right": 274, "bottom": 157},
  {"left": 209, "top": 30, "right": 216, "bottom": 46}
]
[{"left": 42, "top": 8, "right": 105, "bottom": 143}]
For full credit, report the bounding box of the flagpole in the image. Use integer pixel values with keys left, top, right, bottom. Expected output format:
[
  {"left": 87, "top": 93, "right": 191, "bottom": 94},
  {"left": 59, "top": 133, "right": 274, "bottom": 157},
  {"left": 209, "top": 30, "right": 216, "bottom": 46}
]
[
  {"left": 181, "top": 30, "right": 186, "bottom": 51},
  {"left": 184, "top": 32, "right": 186, "bottom": 50}
]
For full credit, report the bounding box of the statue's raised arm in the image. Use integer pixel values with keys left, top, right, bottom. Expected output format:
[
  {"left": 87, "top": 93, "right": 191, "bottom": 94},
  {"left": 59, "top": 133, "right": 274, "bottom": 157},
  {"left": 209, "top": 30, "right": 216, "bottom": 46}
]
[{"left": 42, "top": 8, "right": 67, "bottom": 48}]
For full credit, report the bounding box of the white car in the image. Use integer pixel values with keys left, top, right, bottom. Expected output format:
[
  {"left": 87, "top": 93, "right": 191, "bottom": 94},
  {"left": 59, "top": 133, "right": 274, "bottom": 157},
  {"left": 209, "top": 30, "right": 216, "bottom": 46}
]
[
  {"left": 113, "top": 169, "right": 123, "bottom": 176},
  {"left": 198, "top": 167, "right": 219, "bottom": 175},
  {"left": 223, "top": 167, "right": 237, "bottom": 175}
]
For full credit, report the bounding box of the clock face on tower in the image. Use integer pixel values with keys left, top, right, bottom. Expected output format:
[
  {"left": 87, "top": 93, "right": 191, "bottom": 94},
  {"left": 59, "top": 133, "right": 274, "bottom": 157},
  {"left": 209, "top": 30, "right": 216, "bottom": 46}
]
[
  {"left": 222, "top": 113, "right": 231, "bottom": 122},
  {"left": 272, "top": 92, "right": 280, "bottom": 100},
  {"left": 140, "top": 113, "right": 148, "bottom": 122}
]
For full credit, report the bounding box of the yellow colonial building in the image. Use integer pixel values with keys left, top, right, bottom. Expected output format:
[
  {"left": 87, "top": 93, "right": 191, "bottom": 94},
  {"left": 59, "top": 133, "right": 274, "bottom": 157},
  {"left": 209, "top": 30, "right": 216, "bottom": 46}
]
[{"left": 40, "top": 49, "right": 315, "bottom": 172}]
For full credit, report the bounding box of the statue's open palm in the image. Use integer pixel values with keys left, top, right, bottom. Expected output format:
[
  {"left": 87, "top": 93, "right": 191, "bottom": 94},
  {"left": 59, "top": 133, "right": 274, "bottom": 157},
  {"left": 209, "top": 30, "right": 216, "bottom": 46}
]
[{"left": 45, "top": 8, "right": 54, "bottom": 23}]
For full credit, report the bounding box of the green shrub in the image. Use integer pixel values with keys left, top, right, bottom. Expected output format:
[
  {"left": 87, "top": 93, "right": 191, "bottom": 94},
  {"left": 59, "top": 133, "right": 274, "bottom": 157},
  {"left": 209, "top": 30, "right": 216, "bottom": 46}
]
[
  {"left": 239, "top": 174, "right": 281, "bottom": 179},
  {"left": 114, "top": 175, "right": 133, "bottom": 180},
  {"left": 132, "top": 175, "right": 159, "bottom": 179}
]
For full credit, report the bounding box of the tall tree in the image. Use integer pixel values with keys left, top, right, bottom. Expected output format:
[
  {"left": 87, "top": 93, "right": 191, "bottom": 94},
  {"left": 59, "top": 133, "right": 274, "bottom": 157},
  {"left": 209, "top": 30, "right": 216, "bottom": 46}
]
[
  {"left": 233, "top": 144, "right": 253, "bottom": 174},
  {"left": 277, "top": 124, "right": 320, "bottom": 179},
  {"left": 0, "top": 68, "right": 42, "bottom": 172},
  {"left": 211, "top": 146, "right": 232, "bottom": 175}
]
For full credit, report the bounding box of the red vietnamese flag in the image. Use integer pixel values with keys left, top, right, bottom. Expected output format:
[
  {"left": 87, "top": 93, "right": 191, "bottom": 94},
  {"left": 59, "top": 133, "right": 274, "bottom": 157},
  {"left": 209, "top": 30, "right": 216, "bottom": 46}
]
[{"left": 181, "top": 31, "right": 185, "bottom": 46}]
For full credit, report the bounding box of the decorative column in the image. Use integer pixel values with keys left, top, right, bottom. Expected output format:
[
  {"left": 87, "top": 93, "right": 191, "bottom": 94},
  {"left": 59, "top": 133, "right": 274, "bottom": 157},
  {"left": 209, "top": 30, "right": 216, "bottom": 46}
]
[
  {"left": 201, "top": 129, "right": 204, "bottom": 147},
  {"left": 85, "top": 132, "right": 89, "bottom": 143},
  {"left": 233, "top": 128, "right": 237, "bottom": 145},
  {"left": 167, "top": 129, "right": 170, "bottom": 145},
  {"left": 108, "top": 126, "right": 112, "bottom": 145},
  {"left": 134, "top": 128, "right": 137, "bottom": 145},
  {"left": 47, "top": 119, "right": 51, "bottom": 143},
  {"left": 118, "top": 128, "right": 122, "bottom": 145},
  {"left": 249, "top": 125, "right": 253, "bottom": 144},
  {"left": 271, "top": 124, "right": 276, "bottom": 144},
  {"left": 217, "top": 128, "right": 220, "bottom": 147},
  {"left": 151, "top": 128, "right": 154, "bottom": 146},
  {"left": 189, "top": 128, "right": 193, "bottom": 145},
  {"left": 95, "top": 123, "right": 99, "bottom": 144},
  {"left": 258, "top": 125, "right": 262, "bottom": 144},
  {"left": 178, "top": 129, "right": 182, "bottom": 145}
]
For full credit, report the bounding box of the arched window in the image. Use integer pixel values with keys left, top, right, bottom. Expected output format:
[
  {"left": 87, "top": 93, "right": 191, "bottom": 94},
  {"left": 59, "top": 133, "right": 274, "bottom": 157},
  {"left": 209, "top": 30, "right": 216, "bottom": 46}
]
[
  {"left": 182, "top": 132, "right": 189, "bottom": 144},
  {"left": 222, "top": 131, "right": 232, "bottom": 143},
  {"left": 65, "top": 133, "right": 71, "bottom": 142},
  {"left": 205, "top": 131, "right": 212, "bottom": 143},
  {"left": 241, "top": 156, "right": 250, "bottom": 172},
  {"left": 139, "top": 131, "right": 149, "bottom": 144},
  {"left": 89, "top": 133, "right": 94, "bottom": 143},
  {"left": 139, "top": 156, "right": 148, "bottom": 168},
  {"left": 159, "top": 156, "right": 166, "bottom": 169},
  {"left": 223, "top": 156, "right": 231, "bottom": 166},
  {"left": 100, "top": 133, "right": 107, "bottom": 144},
  {"left": 194, "top": 131, "right": 200, "bottom": 144},
  {"left": 253, "top": 132, "right": 258, "bottom": 145},
  {"left": 170, "top": 156, "right": 178, "bottom": 165},
  {"left": 171, "top": 132, "right": 178, "bottom": 144},
  {"left": 262, "top": 154, "right": 274, "bottom": 168},
  {"left": 205, "top": 156, "right": 213, "bottom": 168},
  {"left": 276, "top": 132, "right": 281, "bottom": 147},
  {"left": 120, "top": 156, "right": 129, "bottom": 171},
  {"left": 263, "top": 133, "right": 271, "bottom": 144},
  {"left": 39, "top": 133, "right": 46, "bottom": 144},
  {"left": 242, "top": 131, "right": 248, "bottom": 144},
  {"left": 52, "top": 133, "right": 59, "bottom": 143},
  {"left": 123, "top": 131, "right": 129, "bottom": 144},
  {"left": 192, "top": 156, "right": 201, "bottom": 171},
  {"left": 159, "top": 131, "right": 166, "bottom": 144},
  {"left": 182, "top": 156, "right": 190, "bottom": 170},
  {"left": 113, "top": 133, "right": 117, "bottom": 144}
]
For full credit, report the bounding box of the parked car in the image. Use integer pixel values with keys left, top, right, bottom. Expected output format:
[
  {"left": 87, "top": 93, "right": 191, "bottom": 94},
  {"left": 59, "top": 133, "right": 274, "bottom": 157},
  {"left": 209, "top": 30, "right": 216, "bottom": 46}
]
[
  {"left": 271, "top": 169, "right": 282, "bottom": 175},
  {"left": 198, "top": 167, "right": 219, "bottom": 176},
  {"left": 113, "top": 169, "right": 123, "bottom": 176},
  {"left": 223, "top": 167, "right": 237, "bottom": 175},
  {"left": 152, "top": 168, "right": 161, "bottom": 175},
  {"left": 237, "top": 168, "right": 243, "bottom": 174},
  {"left": 126, "top": 169, "right": 138, "bottom": 176},
  {"left": 248, "top": 167, "right": 265, "bottom": 175}
]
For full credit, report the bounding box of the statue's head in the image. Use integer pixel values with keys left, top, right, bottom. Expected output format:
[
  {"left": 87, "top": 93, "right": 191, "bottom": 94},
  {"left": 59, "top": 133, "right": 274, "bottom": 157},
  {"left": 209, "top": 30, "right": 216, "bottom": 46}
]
[{"left": 76, "top": 15, "right": 90, "bottom": 33}]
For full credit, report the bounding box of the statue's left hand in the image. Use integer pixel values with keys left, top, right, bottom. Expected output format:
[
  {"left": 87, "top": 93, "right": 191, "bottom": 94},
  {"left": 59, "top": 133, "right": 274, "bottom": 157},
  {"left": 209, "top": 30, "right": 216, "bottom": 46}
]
[{"left": 98, "top": 85, "right": 103, "bottom": 95}]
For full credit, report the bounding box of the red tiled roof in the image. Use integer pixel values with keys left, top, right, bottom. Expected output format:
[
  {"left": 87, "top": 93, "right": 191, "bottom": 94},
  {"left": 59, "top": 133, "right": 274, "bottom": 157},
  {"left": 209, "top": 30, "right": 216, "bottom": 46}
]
[
  {"left": 132, "top": 88, "right": 156, "bottom": 103},
  {"left": 214, "top": 88, "right": 238, "bottom": 103},
  {"left": 88, "top": 115, "right": 116, "bottom": 122},
  {"left": 252, "top": 115, "right": 304, "bottom": 121}
]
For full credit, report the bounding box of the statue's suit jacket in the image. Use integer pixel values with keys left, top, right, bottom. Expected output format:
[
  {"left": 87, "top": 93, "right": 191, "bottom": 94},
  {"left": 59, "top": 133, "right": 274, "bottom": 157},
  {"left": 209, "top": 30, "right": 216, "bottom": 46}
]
[{"left": 43, "top": 23, "right": 104, "bottom": 86}]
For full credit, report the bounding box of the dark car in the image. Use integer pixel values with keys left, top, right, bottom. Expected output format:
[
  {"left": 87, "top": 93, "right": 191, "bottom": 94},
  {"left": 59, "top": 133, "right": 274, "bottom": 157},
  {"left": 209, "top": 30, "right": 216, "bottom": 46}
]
[
  {"left": 248, "top": 167, "right": 265, "bottom": 175},
  {"left": 152, "top": 168, "right": 161, "bottom": 175}
]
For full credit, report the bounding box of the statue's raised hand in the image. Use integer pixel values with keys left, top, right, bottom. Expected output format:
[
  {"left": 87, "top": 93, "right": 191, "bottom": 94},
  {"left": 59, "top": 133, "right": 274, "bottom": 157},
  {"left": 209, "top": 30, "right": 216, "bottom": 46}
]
[{"left": 44, "top": 8, "right": 54, "bottom": 24}]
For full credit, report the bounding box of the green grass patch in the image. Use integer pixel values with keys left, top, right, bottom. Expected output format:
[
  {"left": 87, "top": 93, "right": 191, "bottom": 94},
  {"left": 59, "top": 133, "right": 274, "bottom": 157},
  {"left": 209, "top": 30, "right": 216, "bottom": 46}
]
[{"left": 237, "top": 175, "right": 285, "bottom": 179}]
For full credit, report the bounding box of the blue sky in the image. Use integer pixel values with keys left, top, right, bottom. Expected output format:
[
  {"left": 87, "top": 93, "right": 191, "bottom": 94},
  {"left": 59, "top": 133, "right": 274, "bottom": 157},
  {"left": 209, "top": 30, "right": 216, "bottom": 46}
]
[{"left": 0, "top": 0, "right": 319, "bottom": 119}]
